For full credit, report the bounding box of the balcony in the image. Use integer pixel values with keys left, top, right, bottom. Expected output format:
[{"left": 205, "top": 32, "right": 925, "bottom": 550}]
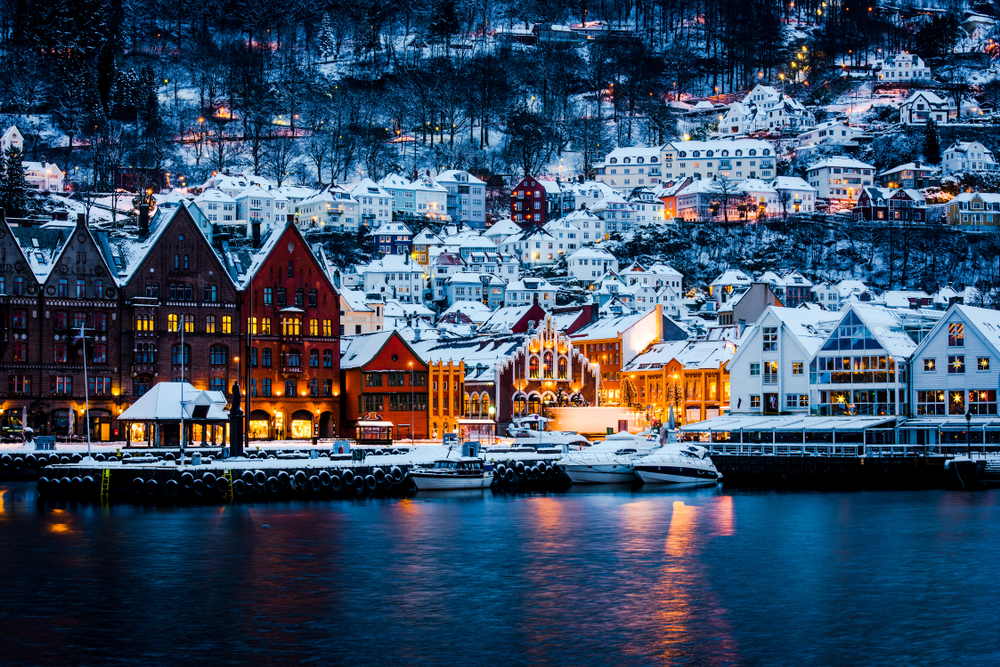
[{"left": 281, "top": 364, "right": 302, "bottom": 377}]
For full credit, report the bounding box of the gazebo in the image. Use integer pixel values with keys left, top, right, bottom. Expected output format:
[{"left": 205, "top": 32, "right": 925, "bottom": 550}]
[{"left": 119, "top": 382, "right": 230, "bottom": 447}]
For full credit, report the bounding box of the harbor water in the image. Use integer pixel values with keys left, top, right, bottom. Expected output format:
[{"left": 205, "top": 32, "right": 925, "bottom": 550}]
[{"left": 1, "top": 483, "right": 998, "bottom": 666}]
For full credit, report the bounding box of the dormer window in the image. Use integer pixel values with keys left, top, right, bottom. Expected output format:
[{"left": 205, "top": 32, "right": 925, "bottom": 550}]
[
  {"left": 706, "top": 151, "right": 713, "bottom": 157},
  {"left": 735, "top": 150, "right": 743, "bottom": 156},
  {"left": 623, "top": 157, "right": 631, "bottom": 163},
  {"left": 749, "top": 149, "right": 757, "bottom": 156},
  {"left": 610, "top": 158, "right": 617, "bottom": 164},
  {"left": 722, "top": 150, "right": 729, "bottom": 157},
  {"left": 692, "top": 151, "right": 701, "bottom": 158}
]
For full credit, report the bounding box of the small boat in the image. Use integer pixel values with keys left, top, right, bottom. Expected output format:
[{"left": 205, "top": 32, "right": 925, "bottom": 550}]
[
  {"left": 410, "top": 457, "right": 494, "bottom": 491},
  {"left": 631, "top": 444, "right": 721, "bottom": 486},
  {"left": 507, "top": 415, "right": 591, "bottom": 450},
  {"left": 557, "top": 431, "right": 659, "bottom": 484}
]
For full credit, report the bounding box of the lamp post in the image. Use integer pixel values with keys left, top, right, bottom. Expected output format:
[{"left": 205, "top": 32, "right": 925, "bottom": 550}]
[
  {"left": 966, "top": 409, "right": 972, "bottom": 459},
  {"left": 409, "top": 361, "right": 414, "bottom": 442}
]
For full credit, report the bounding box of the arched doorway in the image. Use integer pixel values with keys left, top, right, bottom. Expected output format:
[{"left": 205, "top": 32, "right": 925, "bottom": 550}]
[
  {"left": 527, "top": 393, "right": 541, "bottom": 415},
  {"left": 2, "top": 408, "right": 23, "bottom": 438},
  {"left": 319, "top": 411, "right": 335, "bottom": 438},
  {"left": 290, "top": 410, "right": 313, "bottom": 439},
  {"left": 249, "top": 410, "right": 271, "bottom": 439}
]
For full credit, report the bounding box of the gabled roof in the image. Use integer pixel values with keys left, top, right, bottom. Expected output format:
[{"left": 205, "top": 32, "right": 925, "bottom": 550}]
[
  {"left": 484, "top": 218, "right": 522, "bottom": 238},
  {"left": 569, "top": 309, "right": 654, "bottom": 341},
  {"left": 10, "top": 223, "right": 74, "bottom": 282},
  {"left": 119, "top": 382, "right": 229, "bottom": 422},
  {"left": 339, "top": 330, "right": 424, "bottom": 369},
  {"left": 914, "top": 304, "right": 1000, "bottom": 360}
]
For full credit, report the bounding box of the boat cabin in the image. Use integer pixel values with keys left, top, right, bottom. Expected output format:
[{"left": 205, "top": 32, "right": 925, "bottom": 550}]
[{"left": 431, "top": 459, "right": 484, "bottom": 474}]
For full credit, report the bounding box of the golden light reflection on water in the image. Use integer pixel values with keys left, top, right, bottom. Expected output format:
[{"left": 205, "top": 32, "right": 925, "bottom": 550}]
[{"left": 48, "top": 523, "right": 71, "bottom": 533}]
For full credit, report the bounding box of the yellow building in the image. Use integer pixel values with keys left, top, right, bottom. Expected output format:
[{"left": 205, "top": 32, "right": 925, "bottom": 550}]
[
  {"left": 411, "top": 228, "right": 442, "bottom": 266},
  {"left": 624, "top": 340, "right": 734, "bottom": 427},
  {"left": 427, "top": 359, "right": 465, "bottom": 437}
]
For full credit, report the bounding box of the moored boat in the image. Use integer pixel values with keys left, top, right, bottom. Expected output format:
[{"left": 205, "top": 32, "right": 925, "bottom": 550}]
[
  {"left": 631, "top": 444, "right": 721, "bottom": 486},
  {"left": 410, "top": 457, "right": 494, "bottom": 490}
]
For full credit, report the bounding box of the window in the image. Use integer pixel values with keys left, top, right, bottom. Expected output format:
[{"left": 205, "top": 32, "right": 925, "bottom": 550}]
[
  {"left": 10, "top": 375, "right": 31, "bottom": 395},
  {"left": 282, "top": 317, "right": 301, "bottom": 336},
  {"left": 145, "top": 282, "right": 159, "bottom": 298},
  {"left": 251, "top": 347, "right": 258, "bottom": 367},
  {"left": 57, "top": 278, "right": 68, "bottom": 297},
  {"left": 295, "top": 288, "right": 304, "bottom": 306},
  {"left": 204, "top": 285, "right": 218, "bottom": 302},
  {"left": 54, "top": 311, "right": 68, "bottom": 331},
  {"left": 262, "top": 378, "right": 272, "bottom": 397},
  {"left": 948, "top": 355, "right": 965, "bottom": 374},
  {"left": 309, "top": 378, "right": 319, "bottom": 397},
  {"left": 94, "top": 280, "right": 104, "bottom": 298},
  {"left": 184, "top": 255, "right": 189, "bottom": 269},
  {"left": 750, "top": 363, "right": 760, "bottom": 376},
  {"left": 12, "top": 276, "right": 23, "bottom": 295},
  {"left": 310, "top": 319, "right": 319, "bottom": 336},
  {"left": 184, "top": 314, "right": 195, "bottom": 333},
  {"left": 978, "top": 357, "right": 990, "bottom": 371},
  {"left": 284, "top": 379, "right": 297, "bottom": 397},
  {"left": 323, "top": 379, "right": 332, "bottom": 397},
  {"left": 288, "top": 261, "right": 294, "bottom": 278},
  {"left": 792, "top": 362, "right": 804, "bottom": 375},
  {"left": 763, "top": 361, "right": 778, "bottom": 384},
  {"left": 948, "top": 323, "right": 964, "bottom": 347},
  {"left": 12, "top": 309, "right": 26, "bottom": 329},
  {"left": 308, "top": 289, "right": 317, "bottom": 307},
  {"left": 277, "top": 288, "right": 286, "bottom": 306},
  {"left": 750, "top": 395, "right": 761, "bottom": 409},
  {"left": 167, "top": 314, "right": 179, "bottom": 332},
  {"left": 92, "top": 343, "right": 107, "bottom": 364},
  {"left": 762, "top": 327, "right": 778, "bottom": 352},
  {"left": 133, "top": 376, "right": 151, "bottom": 396},
  {"left": 222, "top": 316, "right": 232, "bottom": 334},
  {"left": 75, "top": 279, "right": 86, "bottom": 297},
  {"left": 260, "top": 317, "right": 271, "bottom": 335},
  {"left": 323, "top": 319, "right": 332, "bottom": 336},
  {"left": 210, "top": 346, "right": 227, "bottom": 365},
  {"left": 968, "top": 389, "right": 997, "bottom": 415},
  {"left": 135, "top": 314, "right": 154, "bottom": 331},
  {"left": 949, "top": 390, "right": 966, "bottom": 415},
  {"left": 90, "top": 377, "right": 112, "bottom": 396},
  {"left": 923, "top": 358, "right": 936, "bottom": 372},
  {"left": 786, "top": 394, "right": 799, "bottom": 408},
  {"left": 172, "top": 344, "right": 191, "bottom": 366},
  {"left": 262, "top": 348, "right": 272, "bottom": 367},
  {"left": 210, "top": 378, "right": 225, "bottom": 394},
  {"left": 206, "top": 315, "right": 216, "bottom": 333},
  {"left": 12, "top": 341, "right": 26, "bottom": 362},
  {"left": 323, "top": 350, "right": 333, "bottom": 368},
  {"left": 93, "top": 313, "right": 106, "bottom": 332},
  {"left": 50, "top": 376, "right": 72, "bottom": 396},
  {"left": 174, "top": 254, "right": 180, "bottom": 269},
  {"left": 264, "top": 288, "right": 273, "bottom": 305},
  {"left": 134, "top": 344, "right": 157, "bottom": 363},
  {"left": 365, "top": 373, "right": 383, "bottom": 387},
  {"left": 53, "top": 343, "right": 67, "bottom": 363},
  {"left": 310, "top": 350, "right": 319, "bottom": 367},
  {"left": 388, "top": 372, "right": 405, "bottom": 387},
  {"left": 283, "top": 349, "right": 301, "bottom": 368}
]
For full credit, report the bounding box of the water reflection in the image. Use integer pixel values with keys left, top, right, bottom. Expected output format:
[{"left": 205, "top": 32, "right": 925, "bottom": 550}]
[{"left": 2, "top": 485, "right": 1000, "bottom": 666}]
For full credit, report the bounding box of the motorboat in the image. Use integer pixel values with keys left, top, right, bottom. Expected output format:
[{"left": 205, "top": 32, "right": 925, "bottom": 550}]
[
  {"left": 507, "top": 414, "right": 591, "bottom": 450},
  {"left": 409, "top": 457, "right": 494, "bottom": 491},
  {"left": 631, "top": 444, "right": 721, "bottom": 487},
  {"left": 557, "top": 431, "right": 659, "bottom": 484}
]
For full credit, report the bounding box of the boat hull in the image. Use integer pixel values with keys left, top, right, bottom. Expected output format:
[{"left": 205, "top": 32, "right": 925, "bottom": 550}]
[
  {"left": 410, "top": 472, "right": 494, "bottom": 491},
  {"left": 633, "top": 465, "right": 720, "bottom": 486},
  {"left": 562, "top": 463, "right": 638, "bottom": 484}
]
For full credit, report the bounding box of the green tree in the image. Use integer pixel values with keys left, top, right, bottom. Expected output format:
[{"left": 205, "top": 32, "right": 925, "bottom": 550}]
[
  {"left": 0, "top": 148, "right": 29, "bottom": 218},
  {"left": 924, "top": 118, "right": 941, "bottom": 164}
]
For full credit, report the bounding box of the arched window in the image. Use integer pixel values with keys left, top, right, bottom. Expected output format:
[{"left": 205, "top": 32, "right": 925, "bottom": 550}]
[
  {"left": 309, "top": 319, "right": 319, "bottom": 336},
  {"left": 323, "top": 349, "right": 333, "bottom": 367},
  {"left": 637, "top": 157, "right": 644, "bottom": 163},
  {"left": 623, "top": 157, "right": 631, "bottom": 163},
  {"left": 706, "top": 150, "right": 714, "bottom": 157},
  {"left": 763, "top": 149, "right": 771, "bottom": 155},
  {"left": 528, "top": 394, "right": 541, "bottom": 414},
  {"left": 749, "top": 149, "right": 757, "bottom": 156},
  {"left": 543, "top": 351, "right": 554, "bottom": 379},
  {"left": 471, "top": 393, "right": 480, "bottom": 416},
  {"left": 464, "top": 393, "right": 471, "bottom": 414},
  {"left": 679, "top": 151, "right": 687, "bottom": 157},
  {"left": 722, "top": 150, "right": 729, "bottom": 157},
  {"left": 184, "top": 314, "right": 195, "bottom": 333},
  {"left": 167, "top": 314, "right": 179, "bottom": 332},
  {"left": 529, "top": 356, "right": 539, "bottom": 379},
  {"left": 481, "top": 393, "right": 491, "bottom": 416},
  {"left": 558, "top": 356, "right": 568, "bottom": 380},
  {"left": 692, "top": 151, "right": 701, "bottom": 158},
  {"left": 310, "top": 350, "right": 319, "bottom": 367},
  {"left": 610, "top": 158, "right": 617, "bottom": 164},
  {"left": 651, "top": 156, "right": 658, "bottom": 162},
  {"left": 513, "top": 393, "right": 527, "bottom": 416},
  {"left": 735, "top": 150, "right": 743, "bottom": 156}
]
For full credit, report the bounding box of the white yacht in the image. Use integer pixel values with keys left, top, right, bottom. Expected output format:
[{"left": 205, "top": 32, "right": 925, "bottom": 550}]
[
  {"left": 557, "top": 431, "right": 659, "bottom": 484},
  {"left": 507, "top": 415, "right": 591, "bottom": 450},
  {"left": 410, "top": 458, "right": 494, "bottom": 491},
  {"left": 631, "top": 444, "right": 721, "bottom": 487}
]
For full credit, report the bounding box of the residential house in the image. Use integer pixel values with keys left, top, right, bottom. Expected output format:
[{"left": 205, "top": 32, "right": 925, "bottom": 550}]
[
  {"left": 806, "top": 156, "right": 876, "bottom": 204},
  {"left": 796, "top": 121, "right": 864, "bottom": 150},
  {"left": 349, "top": 178, "right": 394, "bottom": 228},
  {"left": 661, "top": 139, "right": 776, "bottom": 182},
  {"left": 899, "top": 90, "right": 981, "bottom": 125},
  {"left": 361, "top": 254, "right": 424, "bottom": 304},
  {"left": 567, "top": 246, "right": 619, "bottom": 283},
  {"left": 193, "top": 189, "right": 237, "bottom": 224},
  {"left": 436, "top": 170, "right": 486, "bottom": 228},
  {"left": 851, "top": 187, "right": 927, "bottom": 223},
  {"left": 709, "top": 269, "right": 753, "bottom": 311},
  {"left": 594, "top": 146, "right": 663, "bottom": 192},
  {"left": 371, "top": 221, "right": 413, "bottom": 256},
  {"left": 874, "top": 52, "right": 932, "bottom": 82},
  {"left": 942, "top": 141, "right": 998, "bottom": 175},
  {"left": 505, "top": 277, "right": 557, "bottom": 308},
  {"left": 771, "top": 176, "right": 817, "bottom": 214},
  {"left": 295, "top": 185, "right": 361, "bottom": 231},
  {"left": 946, "top": 191, "right": 1000, "bottom": 232}
]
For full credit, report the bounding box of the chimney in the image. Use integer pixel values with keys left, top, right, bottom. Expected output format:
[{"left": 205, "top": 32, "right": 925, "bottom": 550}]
[
  {"left": 77, "top": 213, "right": 85, "bottom": 227},
  {"left": 138, "top": 204, "right": 150, "bottom": 237},
  {"left": 413, "top": 327, "right": 421, "bottom": 341},
  {"left": 252, "top": 221, "right": 261, "bottom": 248}
]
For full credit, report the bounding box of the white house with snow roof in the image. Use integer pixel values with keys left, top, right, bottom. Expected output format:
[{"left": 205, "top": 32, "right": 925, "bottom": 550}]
[
  {"left": 661, "top": 139, "right": 776, "bottom": 182},
  {"left": 909, "top": 304, "right": 1000, "bottom": 417},
  {"left": 873, "top": 52, "right": 931, "bottom": 82},
  {"left": 710, "top": 269, "right": 753, "bottom": 310},
  {"left": 498, "top": 226, "right": 559, "bottom": 267},
  {"left": 542, "top": 218, "right": 583, "bottom": 254},
  {"left": 378, "top": 173, "right": 448, "bottom": 220},
  {"left": 235, "top": 185, "right": 283, "bottom": 232},
  {"left": 506, "top": 276, "right": 557, "bottom": 307},
  {"left": 796, "top": 121, "right": 863, "bottom": 150},
  {"left": 361, "top": 254, "right": 425, "bottom": 304},
  {"left": 349, "top": 178, "right": 393, "bottom": 227},
  {"left": 295, "top": 185, "right": 361, "bottom": 231},
  {"left": 193, "top": 189, "right": 236, "bottom": 223},
  {"left": 771, "top": 176, "right": 817, "bottom": 214},
  {"left": 483, "top": 218, "right": 521, "bottom": 242},
  {"left": 567, "top": 246, "right": 619, "bottom": 283},
  {"left": 806, "top": 156, "right": 875, "bottom": 203},
  {"left": 594, "top": 145, "right": 664, "bottom": 192},
  {"left": 559, "top": 208, "right": 606, "bottom": 244},
  {"left": 942, "top": 141, "right": 998, "bottom": 175},
  {"left": 727, "top": 305, "right": 842, "bottom": 414}
]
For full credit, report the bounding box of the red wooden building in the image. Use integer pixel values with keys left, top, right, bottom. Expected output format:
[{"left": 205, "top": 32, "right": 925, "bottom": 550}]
[
  {"left": 230, "top": 222, "right": 342, "bottom": 440},
  {"left": 339, "top": 330, "right": 429, "bottom": 441},
  {"left": 510, "top": 176, "right": 548, "bottom": 226}
]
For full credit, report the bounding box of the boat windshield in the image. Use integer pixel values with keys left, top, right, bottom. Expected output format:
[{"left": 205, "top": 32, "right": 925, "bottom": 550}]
[{"left": 433, "top": 461, "right": 458, "bottom": 469}]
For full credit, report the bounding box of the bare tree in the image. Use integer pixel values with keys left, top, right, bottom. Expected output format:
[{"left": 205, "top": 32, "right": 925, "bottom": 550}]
[
  {"left": 710, "top": 175, "right": 744, "bottom": 224},
  {"left": 266, "top": 134, "right": 301, "bottom": 186}
]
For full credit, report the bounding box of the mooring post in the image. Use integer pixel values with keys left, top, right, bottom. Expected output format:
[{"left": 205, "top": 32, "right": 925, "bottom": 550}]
[{"left": 230, "top": 381, "right": 244, "bottom": 457}]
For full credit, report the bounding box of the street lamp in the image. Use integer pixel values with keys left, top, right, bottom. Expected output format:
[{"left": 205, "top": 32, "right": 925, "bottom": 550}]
[{"left": 966, "top": 409, "right": 972, "bottom": 459}]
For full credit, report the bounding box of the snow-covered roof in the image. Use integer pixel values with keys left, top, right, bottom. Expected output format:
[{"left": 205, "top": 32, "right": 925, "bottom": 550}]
[
  {"left": 372, "top": 221, "right": 412, "bottom": 236},
  {"left": 339, "top": 331, "right": 397, "bottom": 369},
  {"left": 569, "top": 310, "right": 652, "bottom": 342},
  {"left": 568, "top": 246, "right": 616, "bottom": 260},
  {"left": 771, "top": 176, "right": 816, "bottom": 192},
  {"left": 712, "top": 269, "right": 752, "bottom": 285},
  {"left": 679, "top": 414, "right": 897, "bottom": 433},
  {"left": 119, "top": 382, "right": 229, "bottom": 422},
  {"left": 806, "top": 156, "right": 875, "bottom": 172},
  {"left": 349, "top": 177, "right": 392, "bottom": 199},
  {"left": 194, "top": 188, "right": 236, "bottom": 204},
  {"left": 624, "top": 340, "right": 734, "bottom": 372},
  {"left": 484, "top": 218, "right": 522, "bottom": 239}
]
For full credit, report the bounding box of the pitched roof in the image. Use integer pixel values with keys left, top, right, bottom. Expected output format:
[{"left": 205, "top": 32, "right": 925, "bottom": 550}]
[{"left": 339, "top": 331, "right": 397, "bottom": 369}]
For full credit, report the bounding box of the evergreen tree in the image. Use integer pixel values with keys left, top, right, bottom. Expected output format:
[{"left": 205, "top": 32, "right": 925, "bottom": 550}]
[
  {"left": 318, "top": 14, "right": 336, "bottom": 61},
  {"left": 924, "top": 119, "right": 942, "bottom": 165},
  {"left": 0, "top": 148, "right": 29, "bottom": 218}
]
